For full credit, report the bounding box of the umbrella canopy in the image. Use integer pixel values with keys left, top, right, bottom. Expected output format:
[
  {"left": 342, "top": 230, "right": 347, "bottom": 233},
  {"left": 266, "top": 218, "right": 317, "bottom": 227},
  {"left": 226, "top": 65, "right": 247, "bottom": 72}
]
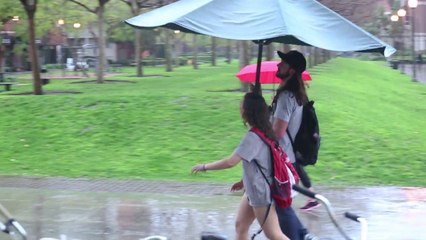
[
  {"left": 237, "top": 61, "right": 312, "bottom": 84},
  {"left": 125, "top": 0, "right": 396, "bottom": 57}
]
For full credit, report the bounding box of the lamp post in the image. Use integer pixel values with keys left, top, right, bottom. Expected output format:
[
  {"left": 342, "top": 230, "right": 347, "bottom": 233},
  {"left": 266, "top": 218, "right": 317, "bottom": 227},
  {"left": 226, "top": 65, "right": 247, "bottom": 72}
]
[
  {"left": 408, "top": 0, "right": 418, "bottom": 82},
  {"left": 57, "top": 19, "right": 65, "bottom": 75},
  {"left": 72, "top": 22, "right": 81, "bottom": 73},
  {"left": 389, "top": 8, "right": 406, "bottom": 70}
]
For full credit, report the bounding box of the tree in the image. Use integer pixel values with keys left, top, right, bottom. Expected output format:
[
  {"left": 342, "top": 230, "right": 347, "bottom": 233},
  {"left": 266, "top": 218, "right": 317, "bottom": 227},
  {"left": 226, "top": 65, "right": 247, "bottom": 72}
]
[
  {"left": 239, "top": 41, "right": 250, "bottom": 92},
  {"left": 68, "top": 0, "right": 111, "bottom": 83},
  {"left": 0, "top": 2, "right": 23, "bottom": 75},
  {"left": 164, "top": 29, "right": 173, "bottom": 72},
  {"left": 192, "top": 34, "right": 198, "bottom": 70},
  {"left": 20, "top": 0, "right": 42, "bottom": 94},
  {"left": 211, "top": 37, "right": 216, "bottom": 66},
  {"left": 265, "top": 43, "right": 274, "bottom": 61},
  {"left": 225, "top": 39, "right": 232, "bottom": 64},
  {"left": 120, "top": 0, "right": 159, "bottom": 77}
]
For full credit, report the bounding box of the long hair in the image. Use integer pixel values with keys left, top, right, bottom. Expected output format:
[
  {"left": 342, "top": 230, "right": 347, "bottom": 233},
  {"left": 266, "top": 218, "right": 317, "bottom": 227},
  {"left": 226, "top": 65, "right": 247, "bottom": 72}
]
[
  {"left": 276, "top": 73, "right": 308, "bottom": 106},
  {"left": 242, "top": 92, "right": 276, "bottom": 141}
]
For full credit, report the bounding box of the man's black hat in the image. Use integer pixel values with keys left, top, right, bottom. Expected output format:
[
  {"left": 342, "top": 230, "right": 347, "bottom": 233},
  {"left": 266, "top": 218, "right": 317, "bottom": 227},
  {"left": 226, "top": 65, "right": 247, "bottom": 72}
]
[{"left": 277, "top": 50, "right": 306, "bottom": 73}]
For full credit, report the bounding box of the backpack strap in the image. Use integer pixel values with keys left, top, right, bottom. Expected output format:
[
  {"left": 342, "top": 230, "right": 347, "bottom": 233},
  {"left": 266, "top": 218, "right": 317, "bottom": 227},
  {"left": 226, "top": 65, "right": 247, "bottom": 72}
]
[
  {"left": 250, "top": 128, "right": 275, "bottom": 240},
  {"left": 286, "top": 128, "right": 295, "bottom": 147},
  {"left": 251, "top": 160, "right": 272, "bottom": 240},
  {"left": 269, "top": 94, "right": 278, "bottom": 114},
  {"left": 250, "top": 128, "right": 277, "bottom": 182},
  {"left": 286, "top": 101, "right": 306, "bottom": 156}
]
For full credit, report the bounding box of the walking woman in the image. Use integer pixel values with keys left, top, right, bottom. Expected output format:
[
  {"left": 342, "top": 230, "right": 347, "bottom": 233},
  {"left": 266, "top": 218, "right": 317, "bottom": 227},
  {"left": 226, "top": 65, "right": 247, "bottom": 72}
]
[{"left": 191, "top": 92, "right": 289, "bottom": 240}]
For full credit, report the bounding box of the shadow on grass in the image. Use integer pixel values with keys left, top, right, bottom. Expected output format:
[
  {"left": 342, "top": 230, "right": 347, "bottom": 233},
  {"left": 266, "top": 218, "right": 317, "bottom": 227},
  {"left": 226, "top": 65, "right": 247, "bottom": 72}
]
[
  {"left": 207, "top": 88, "right": 276, "bottom": 94},
  {"left": 124, "top": 74, "right": 170, "bottom": 78},
  {"left": 70, "top": 80, "right": 137, "bottom": 84},
  {"left": 9, "top": 90, "right": 82, "bottom": 95}
]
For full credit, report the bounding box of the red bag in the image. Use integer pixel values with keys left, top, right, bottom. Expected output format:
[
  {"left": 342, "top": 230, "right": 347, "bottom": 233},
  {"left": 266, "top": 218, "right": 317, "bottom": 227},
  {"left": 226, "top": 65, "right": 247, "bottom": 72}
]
[{"left": 250, "top": 127, "right": 299, "bottom": 208}]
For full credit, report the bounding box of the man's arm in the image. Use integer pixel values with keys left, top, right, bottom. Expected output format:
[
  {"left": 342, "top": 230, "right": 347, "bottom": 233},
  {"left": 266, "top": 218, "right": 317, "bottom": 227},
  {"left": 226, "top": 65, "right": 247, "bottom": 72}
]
[{"left": 273, "top": 117, "right": 289, "bottom": 139}]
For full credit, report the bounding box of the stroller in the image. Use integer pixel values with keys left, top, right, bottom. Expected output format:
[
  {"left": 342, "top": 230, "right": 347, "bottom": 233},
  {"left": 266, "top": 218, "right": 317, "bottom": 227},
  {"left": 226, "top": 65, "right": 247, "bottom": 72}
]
[
  {"left": 0, "top": 203, "right": 27, "bottom": 240},
  {"left": 200, "top": 185, "right": 368, "bottom": 240}
]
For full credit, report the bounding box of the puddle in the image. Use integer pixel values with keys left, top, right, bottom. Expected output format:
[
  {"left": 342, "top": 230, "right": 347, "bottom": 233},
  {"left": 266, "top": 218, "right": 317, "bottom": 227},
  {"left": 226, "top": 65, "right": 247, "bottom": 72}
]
[{"left": 1, "top": 186, "right": 425, "bottom": 240}]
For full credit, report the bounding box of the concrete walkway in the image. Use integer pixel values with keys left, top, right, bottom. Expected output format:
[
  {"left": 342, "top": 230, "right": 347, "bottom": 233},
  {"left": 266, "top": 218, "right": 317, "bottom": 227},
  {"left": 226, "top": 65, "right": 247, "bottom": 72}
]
[{"left": 0, "top": 176, "right": 425, "bottom": 240}]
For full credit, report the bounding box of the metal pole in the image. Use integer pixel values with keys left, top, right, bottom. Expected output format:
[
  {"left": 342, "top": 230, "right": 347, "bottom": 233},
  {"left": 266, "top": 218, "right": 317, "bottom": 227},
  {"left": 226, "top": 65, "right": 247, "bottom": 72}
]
[
  {"left": 254, "top": 40, "right": 264, "bottom": 95},
  {"left": 411, "top": 8, "right": 416, "bottom": 81}
]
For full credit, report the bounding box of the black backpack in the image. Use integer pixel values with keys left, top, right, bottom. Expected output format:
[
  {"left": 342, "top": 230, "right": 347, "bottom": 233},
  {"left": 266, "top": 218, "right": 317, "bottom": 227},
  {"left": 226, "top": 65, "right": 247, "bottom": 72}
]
[
  {"left": 271, "top": 96, "right": 320, "bottom": 166},
  {"left": 286, "top": 100, "right": 320, "bottom": 166}
]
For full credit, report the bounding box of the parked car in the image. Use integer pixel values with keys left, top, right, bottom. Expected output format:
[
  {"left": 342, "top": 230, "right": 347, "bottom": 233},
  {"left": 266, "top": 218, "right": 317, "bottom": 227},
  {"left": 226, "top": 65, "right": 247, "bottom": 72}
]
[
  {"left": 66, "top": 58, "right": 89, "bottom": 71},
  {"left": 82, "top": 56, "right": 96, "bottom": 67}
]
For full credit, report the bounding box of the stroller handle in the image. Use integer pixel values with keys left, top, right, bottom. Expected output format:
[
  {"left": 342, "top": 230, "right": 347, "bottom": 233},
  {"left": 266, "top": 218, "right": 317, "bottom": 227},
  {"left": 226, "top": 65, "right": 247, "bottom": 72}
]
[{"left": 292, "top": 184, "right": 316, "bottom": 199}]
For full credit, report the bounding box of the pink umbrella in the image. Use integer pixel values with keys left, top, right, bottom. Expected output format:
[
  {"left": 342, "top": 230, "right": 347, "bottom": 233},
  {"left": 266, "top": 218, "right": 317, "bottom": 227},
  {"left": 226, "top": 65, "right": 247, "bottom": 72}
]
[{"left": 236, "top": 61, "right": 312, "bottom": 84}]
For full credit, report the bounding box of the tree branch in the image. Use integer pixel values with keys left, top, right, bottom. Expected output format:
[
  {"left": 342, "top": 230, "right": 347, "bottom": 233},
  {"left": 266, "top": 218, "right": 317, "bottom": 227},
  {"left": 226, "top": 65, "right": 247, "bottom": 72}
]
[
  {"left": 68, "top": 0, "right": 96, "bottom": 13},
  {"left": 120, "top": 0, "right": 131, "bottom": 6}
]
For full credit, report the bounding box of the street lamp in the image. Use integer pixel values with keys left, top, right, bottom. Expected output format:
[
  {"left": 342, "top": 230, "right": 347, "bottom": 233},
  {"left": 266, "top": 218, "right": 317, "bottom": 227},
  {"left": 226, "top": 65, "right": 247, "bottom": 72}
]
[
  {"left": 408, "top": 0, "right": 418, "bottom": 82},
  {"left": 72, "top": 22, "right": 82, "bottom": 73},
  {"left": 397, "top": 9, "right": 406, "bottom": 17}
]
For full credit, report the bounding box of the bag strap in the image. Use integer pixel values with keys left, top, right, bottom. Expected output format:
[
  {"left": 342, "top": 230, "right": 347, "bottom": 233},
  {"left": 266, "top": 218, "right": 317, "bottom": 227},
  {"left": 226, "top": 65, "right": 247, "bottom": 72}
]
[
  {"left": 250, "top": 128, "right": 275, "bottom": 240},
  {"left": 286, "top": 102, "right": 306, "bottom": 153},
  {"left": 269, "top": 94, "right": 278, "bottom": 115},
  {"left": 251, "top": 159, "right": 272, "bottom": 240},
  {"left": 286, "top": 128, "right": 295, "bottom": 147},
  {"left": 250, "top": 127, "right": 277, "bottom": 149},
  {"left": 250, "top": 128, "right": 277, "bottom": 180}
]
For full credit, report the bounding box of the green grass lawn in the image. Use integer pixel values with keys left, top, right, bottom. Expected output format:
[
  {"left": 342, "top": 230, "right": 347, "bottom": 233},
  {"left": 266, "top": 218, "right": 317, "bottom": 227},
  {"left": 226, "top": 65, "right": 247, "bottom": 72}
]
[{"left": 1, "top": 58, "right": 425, "bottom": 186}]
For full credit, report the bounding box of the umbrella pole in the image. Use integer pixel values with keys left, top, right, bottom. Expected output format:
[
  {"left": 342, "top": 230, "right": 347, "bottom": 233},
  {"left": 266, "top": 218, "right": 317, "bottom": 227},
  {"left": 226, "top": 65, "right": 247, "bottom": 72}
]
[{"left": 254, "top": 40, "right": 264, "bottom": 95}]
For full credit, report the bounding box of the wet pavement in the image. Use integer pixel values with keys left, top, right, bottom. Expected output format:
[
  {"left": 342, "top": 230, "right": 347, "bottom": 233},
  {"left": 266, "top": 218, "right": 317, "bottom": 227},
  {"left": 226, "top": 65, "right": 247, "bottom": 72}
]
[
  {"left": 396, "top": 63, "right": 426, "bottom": 84},
  {"left": 0, "top": 176, "right": 425, "bottom": 240}
]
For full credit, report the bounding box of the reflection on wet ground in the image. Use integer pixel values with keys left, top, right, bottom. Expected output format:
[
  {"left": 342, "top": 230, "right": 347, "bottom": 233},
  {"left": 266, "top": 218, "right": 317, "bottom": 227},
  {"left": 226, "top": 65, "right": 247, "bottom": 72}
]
[
  {"left": 0, "top": 178, "right": 425, "bottom": 240},
  {"left": 397, "top": 63, "right": 426, "bottom": 84}
]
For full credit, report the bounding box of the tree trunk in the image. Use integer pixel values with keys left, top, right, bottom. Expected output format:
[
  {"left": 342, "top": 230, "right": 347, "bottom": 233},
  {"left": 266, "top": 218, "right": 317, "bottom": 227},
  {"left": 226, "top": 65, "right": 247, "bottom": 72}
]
[
  {"left": 96, "top": 5, "right": 105, "bottom": 83},
  {"left": 28, "top": 12, "right": 42, "bottom": 95},
  {"left": 192, "top": 35, "right": 198, "bottom": 69},
  {"left": 135, "top": 30, "right": 143, "bottom": 76},
  {"left": 226, "top": 39, "right": 232, "bottom": 64},
  {"left": 165, "top": 30, "right": 173, "bottom": 72},
  {"left": 266, "top": 43, "right": 274, "bottom": 60},
  {"left": 0, "top": 46, "right": 5, "bottom": 76},
  {"left": 211, "top": 37, "right": 216, "bottom": 66},
  {"left": 314, "top": 47, "right": 319, "bottom": 66},
  {"left": 282, "top": 44, "right": 291, "bottom": 53},
  {"left": 239, "top": 41, "right": 250, "bottom": 92},
  {"left": 130, "top": 0, "right": 144, "bottom": 76}
]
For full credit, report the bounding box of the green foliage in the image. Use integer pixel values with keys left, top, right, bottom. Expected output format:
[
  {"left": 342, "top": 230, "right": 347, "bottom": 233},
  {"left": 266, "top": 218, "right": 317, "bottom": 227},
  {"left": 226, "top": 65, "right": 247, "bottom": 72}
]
[
  {"left": 0, "top": 58, "right": 425, "bottom": 187},
  {"left": 105, "top": 0, "right": 133, "bottom": 41},
  {"left": 362, "top": 6, "right": 388, "bottom": 35}
]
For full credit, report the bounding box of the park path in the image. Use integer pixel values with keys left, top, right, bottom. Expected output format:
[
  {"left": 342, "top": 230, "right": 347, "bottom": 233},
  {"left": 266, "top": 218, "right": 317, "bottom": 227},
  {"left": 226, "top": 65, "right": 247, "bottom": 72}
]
[
  {"left": 396, "top": 63, "right": 426, "bottom": 84},
  {"left": 0, "top": 176, "right": 425, "bottom": 240}
]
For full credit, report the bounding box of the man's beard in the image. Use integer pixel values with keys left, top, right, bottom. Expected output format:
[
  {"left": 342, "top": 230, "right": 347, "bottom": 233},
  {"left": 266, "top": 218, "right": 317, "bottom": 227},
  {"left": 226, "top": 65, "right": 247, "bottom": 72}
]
[{"left": 276, "top": 71, "right": 290, "bottom": 80}]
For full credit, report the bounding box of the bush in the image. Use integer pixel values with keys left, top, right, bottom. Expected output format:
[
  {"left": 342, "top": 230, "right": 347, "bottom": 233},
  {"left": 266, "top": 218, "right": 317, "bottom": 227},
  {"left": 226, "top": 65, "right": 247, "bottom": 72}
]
[{"left": 43, "top": 64, "right": 63, "bottom": 70}]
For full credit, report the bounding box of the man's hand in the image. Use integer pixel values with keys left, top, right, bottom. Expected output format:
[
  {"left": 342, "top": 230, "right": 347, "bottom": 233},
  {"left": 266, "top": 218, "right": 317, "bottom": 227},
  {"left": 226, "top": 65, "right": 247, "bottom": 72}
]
[{"left": 230, "top": 179, "right": 244, "bottom": 191}]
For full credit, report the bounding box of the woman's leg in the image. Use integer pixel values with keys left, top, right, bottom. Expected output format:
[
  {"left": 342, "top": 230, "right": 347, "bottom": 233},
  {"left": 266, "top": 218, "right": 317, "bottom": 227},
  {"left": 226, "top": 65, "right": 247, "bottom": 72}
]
[
  {"left": 235, "top": 194, "right": 255, "bottom": 240},
  {"left": 252, "top": 205, "right": 289, "bottom": 240}
]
